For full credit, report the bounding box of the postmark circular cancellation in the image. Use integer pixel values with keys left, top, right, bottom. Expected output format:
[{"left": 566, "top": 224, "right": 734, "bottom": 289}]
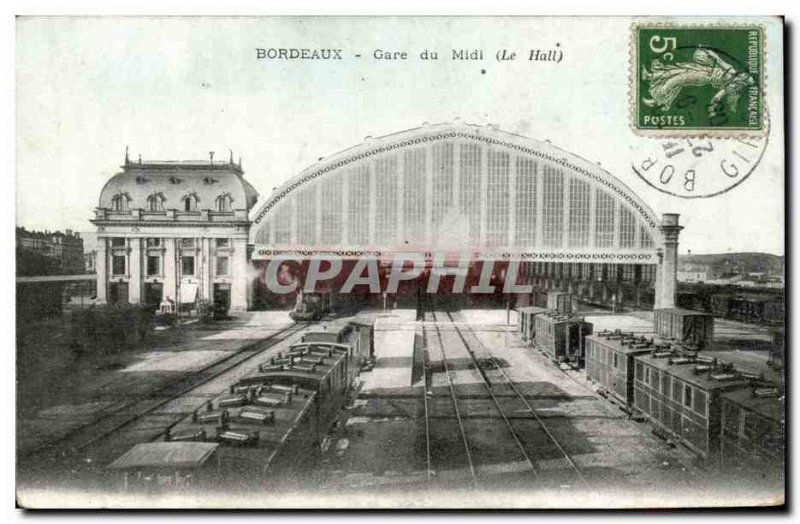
[
  {"left": 630, "top": 23, "right": 769, "bottom": 198},
  {"left": 630, "top": 121, "right": 769, "bottom": 198}
]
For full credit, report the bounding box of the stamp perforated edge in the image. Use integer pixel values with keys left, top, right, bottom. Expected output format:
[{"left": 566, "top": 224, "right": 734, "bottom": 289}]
[{"left": 628, "top": 21, "right": 768, "bottom": 139}]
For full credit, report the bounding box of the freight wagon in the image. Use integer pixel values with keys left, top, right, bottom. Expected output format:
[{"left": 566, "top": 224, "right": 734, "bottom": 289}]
[
  {"left": 585, "top": 331, "right": 656, "bottom": 409},
  {"left": 533, "top": 312, "right": 593, "bottom": 366},
  {"left": 653, "top": 308, "right": 714, "bottom": 349},
  {"left": 546, "top": 291, "right": 573, "bottom": 315},
  {"left": 517, "top": 306, "right": 549, "bottom": 345}
]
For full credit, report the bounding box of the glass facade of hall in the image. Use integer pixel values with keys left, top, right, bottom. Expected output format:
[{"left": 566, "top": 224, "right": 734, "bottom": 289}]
[{"left": 255, "top": 138, "right": 657, "bottom": 251}]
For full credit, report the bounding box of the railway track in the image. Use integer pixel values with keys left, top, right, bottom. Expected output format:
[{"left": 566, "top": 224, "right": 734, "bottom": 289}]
[
  {"left": 447, "top": 310, "right": 586, "bottom": 486},
  {"left": 22, "top": 321, "right": 310, "bottom": 467},
  {"left": 423, "top": 298, "right": 546, "bottom": 488},
  {"left": 423, "top": 303, "right": 477, "bottom": 488}
]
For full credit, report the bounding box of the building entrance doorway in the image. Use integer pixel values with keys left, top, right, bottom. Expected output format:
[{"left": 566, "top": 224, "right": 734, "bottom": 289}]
[
  {"left": 108, "top": 281, "right": 129, "bottom": 305},
  {"left": 213, "top": 283, "right": 231, "bottom": 314},
  {"left": 144, "top": 283, "right": 163, "bottom": 312}
]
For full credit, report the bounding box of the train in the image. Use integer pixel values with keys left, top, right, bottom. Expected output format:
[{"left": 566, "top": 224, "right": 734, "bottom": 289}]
[
  {"left": 522, "top": 303, "right": 784, "bottom": 466},
  {"left": 289, "top": 291, "right": 331, "bottom": 322},
  {"left": 584, "top": 333, "right": 784, "bottom": 464},
  {"left": 108, "top": 319, "right": 372, "bottom": 493},
  {"left": 678, "top": 286, "right": 784, "bottom": 326}
]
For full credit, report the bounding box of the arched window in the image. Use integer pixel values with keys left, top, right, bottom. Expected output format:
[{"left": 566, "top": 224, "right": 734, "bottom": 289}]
[
  {"left": 146, "top": 193, "right": 165, "bottom": 212},
  {"left": 216, "top": 194, "right": 233, "bottom": 212},
  {"left": 183, "top": 193, "right": 199, "bottom": 212},
  {"left": 111, "top": 193, "right": 130, "bottom": 211}
]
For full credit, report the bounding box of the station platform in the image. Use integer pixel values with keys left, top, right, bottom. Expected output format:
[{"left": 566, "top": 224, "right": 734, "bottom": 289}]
[{"left": 358, "top": 309, "right": 417, "bottom": 394}]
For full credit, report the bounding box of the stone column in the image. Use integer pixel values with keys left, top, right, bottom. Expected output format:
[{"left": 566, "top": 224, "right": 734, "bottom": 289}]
[
  {"left": 230, "top": 238, "right": 249, "bottom": 312},
  {"left": 202, "top": 237, "right": 212, "bottom": 303},
  {"left": 653, "top": 254, "right": 663, "bottom": 309},
  {"left": 95, "top": 237, "right": 108, "bottom": 304},
  {"left": 164, "top": 238, "right": 178, "bottom": 304},
  {"left": 128, "top": 238, "right": 143, "bottom": 304},
  {"left": 658, "top": 213, "right": 683, "bottom": 309}
]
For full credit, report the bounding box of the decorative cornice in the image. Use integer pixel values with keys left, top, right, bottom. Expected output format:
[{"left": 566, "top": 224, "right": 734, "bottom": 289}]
[
  {"left": 91, "top": 219, "right": 251, "bottom": 228},
  {"left": 251, "top": 246, "right": 655, "bottom": 263}
]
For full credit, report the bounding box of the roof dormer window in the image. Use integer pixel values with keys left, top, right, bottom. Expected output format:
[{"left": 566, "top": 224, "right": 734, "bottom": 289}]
[
  {"left": 111, "top": 193, "right": 131, "bottom": 211},
  {"left": 183, "top": 193, "right": 199, "bottom": 212},
  {"left": 146, "top": 193, "right": 165, "bottom": 212},
  {"left": 216, "top": 194, "right": 233, "bottom": 212}
]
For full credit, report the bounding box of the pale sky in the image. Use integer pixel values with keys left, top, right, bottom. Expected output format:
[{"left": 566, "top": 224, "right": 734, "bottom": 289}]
[{"left": 15, "top": 16, "right": 785, "bottom": 255}]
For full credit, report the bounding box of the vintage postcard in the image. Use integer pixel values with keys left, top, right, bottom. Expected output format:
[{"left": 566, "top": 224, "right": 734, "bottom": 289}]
[{"left": 14, "top": 16, "right": 785, "bottom": 509}]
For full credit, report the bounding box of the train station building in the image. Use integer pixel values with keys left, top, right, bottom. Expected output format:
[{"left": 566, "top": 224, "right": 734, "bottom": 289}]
[
  {"left": 92, "top": 122, "right": 683, "bottom": 312},
  {"left": 247, "top": 122, "right": 683, "bottom": 311},
  {"left": 92, "top": 152, "right": 259, "bottom": 312}
]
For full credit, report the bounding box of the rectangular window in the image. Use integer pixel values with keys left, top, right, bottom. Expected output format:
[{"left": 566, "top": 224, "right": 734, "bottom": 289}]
[
  {"left": 459, "top": 143, "right": 482, "bottom": 245},
  {"left": 146, "top": 238, "right": 161, "bottom": 247},
  {"left": 431, "top": 142, "right": 454, "bottom": 229},
  {"left": 694, "top": 389, "right": 707, "bottom": 416},
  {"left": 486, "top": 149, "right": 510, "bottom": 247},
  {"left": 347, "top": 164, "right": 371, "bottom": 245},
  {"left": 683, "top": 384, "right": 693, "bottom": 408},
  {"left": 662, "top": 374, "right": 671, "bottom": 396},
  {"left": 613, "top": 352, "right": 619, "bottom": 369},
  {"left": 515, "top": 157, "right": 537, "bottom": 246},
  {"left": 111, "top": 237, "right": 125, "bottom": 248},
  {"left": 644, "top": 367, "right": 650, "bottom": 385},
  {"left": 402, "top": 148, "right": 427, "bottom": 243},
  {"left": 321, "top": 171, "right": 344, "bottom": 245},
  {"left": 595, "top": 189, "right": 615, "bottom": 248},
  {"left": 274, "top": 203, "right": 292, "bottom": 244},
  {"left": 216, "top": 256, "right": 229, "bottom": 276},
  {"left": 182, "top": 256, "right": 195, "bottom": 276},
  {"left": 146, "top": 255, "right": 160, "bottom": 276},
  {"left": 673, "top": 379, "right": 682, "bottom": 401},
  {"left": 568, "top": 178, "right": 591, "bottom": 247},
  {"left": 541, "top": 166, "right": 564, "bottom": 247},
  {"left": 112, "top": 255, "right": 126, "bottom": 275},
  {"left": 216, "top": 238, "right": 229, "bottom": 248},
  {"left": 374, "top": 156, "right": 397, "bottom": 243},
  {"left": 635, "top": 362, "right": 643, "bottom": 381},
  {"left": 619, "top": 206, "right": 637, "bottom": 248},
  {"left": 640, "top": 225, "right": 655, "bottom": 248},
  {"left": 651, "top": 369, "right": 660, "bottom": 391}
]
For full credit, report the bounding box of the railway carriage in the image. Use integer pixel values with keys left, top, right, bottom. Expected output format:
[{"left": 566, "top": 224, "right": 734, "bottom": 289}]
[
  {"left": 109, "top": 319, "right": 373, "bottom": 492},
  {"left": 585, "top": 330, "right": 655, "bottom": 408},
  {"left": 533, "top": 311, "right": 593, "bottom": 366},
  {"left": 633, "top": 350, "right": 753, "bottom": 458},
  {"left": 720, "top": 385, "right": 785, "bottom": 473}
]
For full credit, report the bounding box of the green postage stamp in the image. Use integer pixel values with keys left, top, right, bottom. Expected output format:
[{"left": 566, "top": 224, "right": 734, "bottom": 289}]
[{"left": 632, "top": 24, "right": 765, "bottom": 135}]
